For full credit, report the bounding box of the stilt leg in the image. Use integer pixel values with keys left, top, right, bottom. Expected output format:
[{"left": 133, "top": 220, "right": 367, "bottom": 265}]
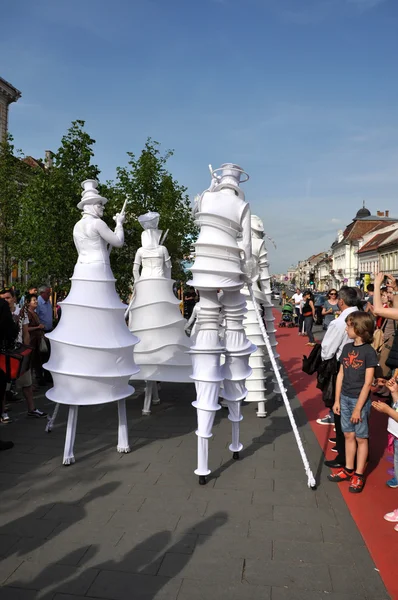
[
  {"left": 46, "top": 402, "right": 60, "bottom": 432},
  {"left": 221, "top": 290, "right": 256, "bottom": 459},
  {"left": 194, "top": 407, "right": 216, "bottom": 481},
  {"left": 227, "top": 401, "right": 243, "bottom": 457},
  {"left": 117, "top": 399, "right": 130, "bottom": 453},
  {"left": 196, "top": 436, "right": 210, "bottom": 485},
  {"left": 63, "top": 405, "right": 78, "bottom": 466},
  {"left": 257, "top": 400, "right": 267, "bottom": 418},
  {"left": 152, "top": 382, "right": 160, "bottom": 405},
  {"left": 190, "top": 290, "right": 224, "bottom": 484},
  {"left": 142, "top": 381, "right": 153, "bottom": 415}
]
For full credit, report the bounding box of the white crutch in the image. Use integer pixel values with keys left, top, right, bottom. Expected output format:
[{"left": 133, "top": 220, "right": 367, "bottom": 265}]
[{"left": 248, "top": 284, "right": 317, "bottom": 489}]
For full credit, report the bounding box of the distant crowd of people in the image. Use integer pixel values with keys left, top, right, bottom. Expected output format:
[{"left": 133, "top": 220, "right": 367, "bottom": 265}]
[{"left": 0, "top": 284, "right": 62, "bottom": 451}]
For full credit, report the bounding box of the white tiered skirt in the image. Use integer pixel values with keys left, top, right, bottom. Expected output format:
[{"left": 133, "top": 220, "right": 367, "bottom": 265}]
[
  {"left": 44, "top": 261, "right": 140, "bottom": 405},
  {"left": 128, "top": 277, "right": 192, "bottom": 382}
]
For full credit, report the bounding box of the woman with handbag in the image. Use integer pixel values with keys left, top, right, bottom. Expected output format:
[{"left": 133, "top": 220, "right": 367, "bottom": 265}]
[
  {"left": 322, "top": 289, "right": 340, "bottom": 330},
  {"left": 302, "top": 290, "right": 317, "bottom": 346},
  {"left": 373, "top": 273, "right": 398, "bottom": 386},
  {"left": 0, "top": 299, "right": 17, "bottom": 450},
  {"left": 372, "top": 289, "right": 394, "bottom": 397},
  {"left": 25, "top": 292, "right": 46, "bottom": 385}
]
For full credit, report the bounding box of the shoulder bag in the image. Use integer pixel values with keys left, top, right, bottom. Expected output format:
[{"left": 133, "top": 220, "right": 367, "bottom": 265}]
[{"left": 0, "top": 344, "right": 33, "bottom": 382}]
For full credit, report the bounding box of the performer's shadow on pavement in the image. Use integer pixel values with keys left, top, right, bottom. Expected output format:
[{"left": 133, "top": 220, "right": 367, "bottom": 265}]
[
  {"left": 5, "top": 512, "right": 228, "bottom": 600},
  {"left": 1, "top": 482, "right": 120, "bottom": 559}
]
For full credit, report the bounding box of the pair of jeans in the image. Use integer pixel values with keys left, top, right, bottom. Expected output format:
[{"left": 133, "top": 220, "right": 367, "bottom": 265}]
[
  {"left": 340, "top": 394, "right": 371, "bottom": 438},
  {"left": 304, "top": 316, "right": 315, "bottom": 343},
  {"left": 294, "top": 307, "right": 300, "bottom": 325}
]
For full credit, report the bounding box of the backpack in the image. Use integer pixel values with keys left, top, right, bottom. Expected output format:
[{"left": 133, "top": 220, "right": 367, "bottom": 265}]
[{"left": 302, "top": 343, "right": 322, "bottom": 375}]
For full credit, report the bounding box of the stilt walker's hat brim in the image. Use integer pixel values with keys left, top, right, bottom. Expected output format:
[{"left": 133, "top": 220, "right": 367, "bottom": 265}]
[{"left": 77, "top": 179, "right": 108, "bottom": 210}]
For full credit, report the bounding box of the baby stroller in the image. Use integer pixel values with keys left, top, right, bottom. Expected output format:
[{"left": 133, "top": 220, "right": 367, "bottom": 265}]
[{"left": 279, "top": 302, "right": 295, "bottom": 327}]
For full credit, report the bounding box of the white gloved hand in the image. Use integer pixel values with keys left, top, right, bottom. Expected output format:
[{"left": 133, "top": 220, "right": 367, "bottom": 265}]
[
  {"left": 113, "top": 212, "right": 126, "bottom": 226},
  {"left": 241, "top": 256, "right": 259, "bottom": 283}
]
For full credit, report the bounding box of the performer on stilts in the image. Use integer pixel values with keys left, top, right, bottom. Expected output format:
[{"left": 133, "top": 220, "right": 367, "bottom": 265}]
[
  {"left": 241, "top": 215, "right": 281, "bottom": 416},
  {"left": 44, "top": 180, "right": 139, "bottom": 464},
  {"left": 189, "top": 163, "right": 256, "bottom": 485},
  {"left": 126, "top": 212, "right": 192, "bottom": 414}
]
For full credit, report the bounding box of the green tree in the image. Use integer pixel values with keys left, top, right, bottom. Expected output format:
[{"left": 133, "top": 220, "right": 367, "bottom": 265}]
[
  {"left": 104, "top": 139, "right": 196, "bottom": 300},
  {"left": 14, "top": 120, "right": 99, "bottom": 289},
  {"left": 0, "top": 135, "right": 33, "bottom": 285}
]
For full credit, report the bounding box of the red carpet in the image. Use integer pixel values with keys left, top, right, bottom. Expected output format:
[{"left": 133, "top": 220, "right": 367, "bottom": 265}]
[{"left": 275, "top": 316, "right": 398, "bottom": 600}]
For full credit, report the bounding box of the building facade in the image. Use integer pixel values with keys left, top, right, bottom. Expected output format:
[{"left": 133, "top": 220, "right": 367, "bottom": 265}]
[
  {"left": 313, "top": 254, "right": 333, "bottom": 291},
  {"left": 0, "top": 77, "right": 21, "bottom": 143},
  {"left": 330, "top": 207, "right": 398, "bottom": 287},
  {"left": 379, "top": 229, "right": 398, "bottom": 276},
  {"left": 357, "top": 223, "right": 398, "bottom": 284}
]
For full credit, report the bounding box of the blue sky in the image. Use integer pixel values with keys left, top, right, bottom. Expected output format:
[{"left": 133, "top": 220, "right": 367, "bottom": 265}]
[{"left": 2, "top": 0, "right": 397, "bottom": 273}]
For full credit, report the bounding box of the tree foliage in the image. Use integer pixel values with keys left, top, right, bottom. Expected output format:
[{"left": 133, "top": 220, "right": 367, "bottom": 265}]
[
  {"left": 0, "top": 135, "right": 30, "bottom": 284},
  {"left": 103, "top": 139, "right": 197, "bottom": 300},
  {"left": 14, "top": 120, "right": 99, "bottom": 289},
  {"left": 7, "top": 122, "right": 195, "bottom": 298}
]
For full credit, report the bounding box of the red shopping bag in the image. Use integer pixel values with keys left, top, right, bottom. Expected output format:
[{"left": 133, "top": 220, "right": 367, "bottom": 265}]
[{"left": 0, "top": 345, "right": 33, "bottom": 381}]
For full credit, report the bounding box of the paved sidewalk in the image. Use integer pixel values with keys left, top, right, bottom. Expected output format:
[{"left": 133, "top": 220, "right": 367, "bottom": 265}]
[{"left": 0, "top": 367, "right": 390, "bottom": 599}]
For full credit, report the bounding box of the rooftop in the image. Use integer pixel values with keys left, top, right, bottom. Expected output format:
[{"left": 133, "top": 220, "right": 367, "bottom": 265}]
[
  {"left": 358, "top": 231, "right": 394, "bottom": 254},
  {"left": 356, "top": 206, "right": 371, "bottom": 219},
  {"left": 332, "top": 216, "right": 398, "bottom": 248},
  {"left": 0, "top": 76, "right": 21, "bottom": 102}
]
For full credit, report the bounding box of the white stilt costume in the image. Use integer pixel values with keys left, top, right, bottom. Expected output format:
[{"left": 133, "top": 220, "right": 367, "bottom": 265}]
[
  {"left": 258, "top": 230, "right": 283, "bottom": 395},
  {"left": 44, "top": 180, "right": 139, "bottom": 464},
  {"left": 189, "top": 163, "right": 256, "bottom": 485},
  {"left": 240, "top": 216, "right": 273, "bottom": 417},
  {"left": 126, "top": 212, "right": 192, "bottom": 415}
]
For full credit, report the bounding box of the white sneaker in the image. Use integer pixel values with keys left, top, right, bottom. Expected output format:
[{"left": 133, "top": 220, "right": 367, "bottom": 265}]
[
  {"left": 384, "top": 508, "right": 398, "bottom": 523},
  {"left": 316, "top": 415, "right": 334, "bottom": 425},
  {"left": 27, "top": 409, "right": 48, "bottom": 418}
]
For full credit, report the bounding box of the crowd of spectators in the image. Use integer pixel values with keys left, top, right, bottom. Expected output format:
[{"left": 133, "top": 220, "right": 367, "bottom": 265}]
[
  {"left": 304, "top": 276, "right": 398, "bottom": 529},
  {"left": 0, "top": 284, "right": 58, "bottom": 451}
]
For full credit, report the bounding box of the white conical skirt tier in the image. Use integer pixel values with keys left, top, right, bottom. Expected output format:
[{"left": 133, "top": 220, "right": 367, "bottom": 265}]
[
  {"left": 128, "top": 277, "right": 192, "bottom": 382},
  {"left": 241, "top": 289, "right": 268, "bottom": 403},
  {"left": 263, "top": 304, "right": 280, "bottom": 359},
  {"left": 44, "top": 262, "right": 139, "bottom": 406}
]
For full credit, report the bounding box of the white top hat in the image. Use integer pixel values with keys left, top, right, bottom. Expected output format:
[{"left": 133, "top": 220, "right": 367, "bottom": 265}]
[
  {"left": 251, "top": 215, "right": 265, "bottom": 232},
  {"left": 138, "top": 211, "right": 160, "bottom": 230},
  {"left": 77, "top": 179, "right": 108, "bottom": 210},
  {"left": 210, "top": 163, "right": 249, "bottom": 200},
  {"left": 212, "top": 163, "right": 249, "bottom": 184}
]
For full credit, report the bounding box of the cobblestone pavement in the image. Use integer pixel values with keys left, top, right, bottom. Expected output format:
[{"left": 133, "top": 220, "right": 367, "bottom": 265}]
[{"left": 0, "top": 357, "right": 390, "bottom": 599}]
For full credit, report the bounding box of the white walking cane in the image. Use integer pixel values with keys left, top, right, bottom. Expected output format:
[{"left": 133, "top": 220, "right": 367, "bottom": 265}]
[{"left": 248, "top": 284, "right": 317, "bottom": 489}]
